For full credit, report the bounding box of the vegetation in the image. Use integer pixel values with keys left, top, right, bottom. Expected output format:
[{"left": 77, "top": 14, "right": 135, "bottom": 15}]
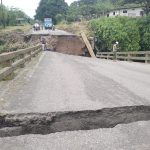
[
  {"left": 0, "top": 24, "right": 32, "bottom": 33},
  {"left": 0, "top": 0, "right": 149, "bottom": 53},
  {"left": 56, "top": 21, "right": 89, "bottom": 36},
  {"left": 0, "top": 5, "right": 30, "bottom": 28},
  {"left": 89, "top": 15, "right": 150, "bottom": 52},
  {"left": 0, "top": 25, "right": 37, "bottom": 54},
  {"left": 137, "top": 15, "right": 150, "bottom": 51},
  {"left": 35, "top": 0, "right": 68, "bottom": 24},
  {"left": 35, "top": 0, "right": 148, "bottom": 23},
  {"left": 0, "top": 4, "right": 33, "bottom": 54},
  {"left": 123, "top": 0, "right": 150, "bottom": 15},
  {"left": 34, "top": 0, "right": 149, "bottom": 52},
  {"left": 66, "top": 0, "right": 114, "bottom": 22},
  {"left": 65, "top": 0, "right": 148, "bottom": 22}
]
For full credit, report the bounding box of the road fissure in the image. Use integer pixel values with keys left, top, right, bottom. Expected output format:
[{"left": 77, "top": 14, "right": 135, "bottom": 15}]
[{"left": 0, "top": 105, "right": 150, "bottom": 137}]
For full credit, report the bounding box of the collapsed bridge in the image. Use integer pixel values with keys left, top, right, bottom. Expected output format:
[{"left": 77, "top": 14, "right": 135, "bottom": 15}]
[
  {"left": 29, "top": 29, "right": 86, "bottom": 56},
  {"left": 0, "top": 29, "right": 150, "bottom": 149}
]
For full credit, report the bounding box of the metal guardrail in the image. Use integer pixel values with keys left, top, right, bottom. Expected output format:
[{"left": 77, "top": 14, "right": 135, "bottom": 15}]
[
  {"left": 96, "top": 51, "right": 150, "bottom": 63},
  {"left": 0, "top": 45, "right": 41, "bottom": 81}
]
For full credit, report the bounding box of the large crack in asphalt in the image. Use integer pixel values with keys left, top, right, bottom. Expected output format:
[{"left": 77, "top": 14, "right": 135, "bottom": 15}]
[{"left": 0, "top": 105, "right": 150, "bottom": 137}]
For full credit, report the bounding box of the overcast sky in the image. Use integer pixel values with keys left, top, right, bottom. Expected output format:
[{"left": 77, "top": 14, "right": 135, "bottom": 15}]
[{"left": 3, "top": 0, "right": 77, "bottom": 18}]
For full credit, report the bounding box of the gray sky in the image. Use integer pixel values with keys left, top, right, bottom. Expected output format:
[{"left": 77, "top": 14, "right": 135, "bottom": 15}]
[{"left": 3, "top": 0, "right": 77, "bottom": 18}]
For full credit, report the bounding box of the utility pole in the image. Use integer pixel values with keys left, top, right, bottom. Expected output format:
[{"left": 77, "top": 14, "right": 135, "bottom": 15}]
[{"left": 1, "top": 0, "right": 5, "bottom": 28}]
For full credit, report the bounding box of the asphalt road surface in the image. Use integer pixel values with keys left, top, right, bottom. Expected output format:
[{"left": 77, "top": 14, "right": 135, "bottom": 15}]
[
  {"left": 29, "top": 29, "right": 75, "bottom": 36},
  {"left": 0, "top": 52, "right": 150, "bottom": 149}
]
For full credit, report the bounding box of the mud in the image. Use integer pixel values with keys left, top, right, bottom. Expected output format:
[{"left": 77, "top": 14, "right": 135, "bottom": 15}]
[{"left": 0, "top": 105, "right": 150, "bottom": 137}]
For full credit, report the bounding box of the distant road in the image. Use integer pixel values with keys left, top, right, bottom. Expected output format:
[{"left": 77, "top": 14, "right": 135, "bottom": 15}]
[{"left": 29, "top": 29, "right": 75, "bottom": 36}]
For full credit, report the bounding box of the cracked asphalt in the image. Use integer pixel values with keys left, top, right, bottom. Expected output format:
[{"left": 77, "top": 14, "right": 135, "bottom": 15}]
[
  {"left": 0, "top": 51, "right": 150, "bottom": 149},
  {"left": 0, "top": 51, "right": 150, "bottom": 113}
]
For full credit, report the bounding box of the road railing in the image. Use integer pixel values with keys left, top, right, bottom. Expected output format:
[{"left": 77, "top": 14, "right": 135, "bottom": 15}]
[
  {"left": 96, "top": 51, "right": 150, "bottom": 63},
  {"left": 0, "top": 45, "right": 42, "bottom": 81}
]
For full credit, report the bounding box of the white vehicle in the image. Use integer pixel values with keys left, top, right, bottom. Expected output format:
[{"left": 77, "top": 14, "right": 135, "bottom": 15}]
[{"left": 33, "top": 23, "right": 40, "bottom": 31}]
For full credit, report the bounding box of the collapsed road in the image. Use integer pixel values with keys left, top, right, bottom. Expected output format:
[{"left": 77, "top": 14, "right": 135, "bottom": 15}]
[{"left": 0, "top": 44, "right": 150, "bottom": 149}]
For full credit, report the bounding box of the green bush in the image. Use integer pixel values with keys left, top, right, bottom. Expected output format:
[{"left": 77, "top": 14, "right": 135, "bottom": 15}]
[
  {"left": 89, "top": 17, "right": 140, "bottom": 52},
  {"left": 0, "top": 45, "right": 6, "bottom": 54},
  {"left": 55, "top": 14, "right": 65, "bottom": 24},
  {"left": 137, "top": 15, "right": 150, "bottom": 51}
]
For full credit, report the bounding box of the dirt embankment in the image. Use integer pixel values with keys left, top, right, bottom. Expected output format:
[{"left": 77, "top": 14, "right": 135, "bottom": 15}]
[
  {"left": 0, "top": 31, "right": 86, "bottom": 56},
  {"left": 47, "top": 35, "right": 85, "bottom": 56},
  {"left": 56, "top": 21, "right": 91, "bottom": 36},
  {"left": 0, "top": 31, "right": 39, "bottom": 54}
]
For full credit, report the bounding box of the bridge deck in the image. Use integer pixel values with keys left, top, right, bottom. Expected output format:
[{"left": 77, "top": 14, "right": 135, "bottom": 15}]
[
  {"left": 28, "top": 29, "right": 75, "bottom": 36},
  {"left": 0, "top": 52, "right": 150, "bottom": 149},
  {"left": 0, "top": 51, "right": 150, "bottom": 113}
]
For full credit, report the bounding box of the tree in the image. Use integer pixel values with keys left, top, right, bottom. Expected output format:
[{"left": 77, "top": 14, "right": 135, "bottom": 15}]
[
  {"left": 123, "top": 0, "right": 150, "bottom": 15},
  {"left": 137, "top": 15, "right": 150, "bottom": 50},
  {"left": 0, "top": 5, "right": 8, "bottom": 27},
  {"left": 0, "top": 5, "right": 29, "bottom": 27},
  {"left": 66, "top": 1, "right": 81, "bottom": 22},
  {"left": 66, "top": 0, "right": 117, "bottom": 21},
  {"left": 6, "top": 8, "right": 27, "bottom": 26},
  {"left": 79, "top": 0, "right": 98, "bottom": 5},
  {"left": 35, "top": 0, "right": 68, "bottom": 23},
  {"left": 89, "top": 17, "right": 141, "bottom": 51}
]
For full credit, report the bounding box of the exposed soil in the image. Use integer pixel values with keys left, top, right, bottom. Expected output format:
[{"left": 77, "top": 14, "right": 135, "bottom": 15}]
[
  {"left": 0, "top": 29, "right": 88, "bottom": 56},
  {"left": 0, "top": 31, "right": 39, "bottom": 54},
  {"left": 54, "top": 35, "right": 85, "bottom": 56},
  {"left": 40, "top": 35, "right": 86, "bottom": 56},
  {"left": 0, "top": 105, "right": 150, "bottom": 137}
]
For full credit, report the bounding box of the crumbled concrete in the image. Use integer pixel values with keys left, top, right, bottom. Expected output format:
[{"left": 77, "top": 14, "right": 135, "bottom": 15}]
[
  {"left": 0, "top": 106, "right": 150, "bottom": 137},
  {"left": 0, "top": 121, "right": 150, "bottom": 150}
]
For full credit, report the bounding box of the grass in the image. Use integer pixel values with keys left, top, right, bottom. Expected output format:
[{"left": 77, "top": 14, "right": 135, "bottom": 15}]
[
  {"left": 0, "top": 45, "right": 6, "bottom": 53},
  {"left": 56, "top": 21, "right": 92, "bottom": 36},
  {"left": 0, "top": 24, "right": 32, "bottom": 33}
]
